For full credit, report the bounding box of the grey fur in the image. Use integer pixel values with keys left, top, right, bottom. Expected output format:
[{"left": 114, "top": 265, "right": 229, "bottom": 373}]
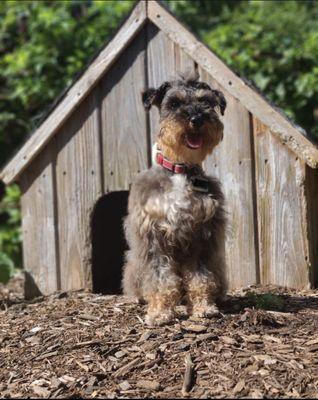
[
  {"left": 122, "top": 166, "right": 227, "bottom": 312},
  {"left": 123, "top": 75, "right": 227, "bottom": 325}
]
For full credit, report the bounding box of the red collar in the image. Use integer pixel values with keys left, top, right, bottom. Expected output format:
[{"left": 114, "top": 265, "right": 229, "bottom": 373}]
[
  {"left": 155, "top": 152, "right": 187, "bottom": 174},
  {"left": 156, "top": 151, "right": 201, "bottom": 175}
]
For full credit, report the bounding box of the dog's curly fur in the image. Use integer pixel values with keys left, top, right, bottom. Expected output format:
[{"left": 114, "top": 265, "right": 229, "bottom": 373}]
[{"left": 122, "top": 73, "right": 228, "bottom": 326}]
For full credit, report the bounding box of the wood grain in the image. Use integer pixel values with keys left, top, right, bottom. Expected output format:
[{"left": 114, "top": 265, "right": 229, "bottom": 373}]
[
  {"left": 20, "top": 145, "right": 59, "bottom": 298},
  {"left": 199, "top": 68, "right": 258, "bottom": 289},
  {"left": 55, "top": 90, "right": 102, "bottom": 291},
  {"left": 148, "top": 0, "right": 318, "bottom": 169},
  {"left": 0, "top": 1, "right": 147, "bottom": 184},
  {"left": 305, "top": 166, "right": 318, "bottom": 286},
  {"left": 146, "top": 24, "right": 195, "bottom": 147},
  {"left": 253, "top": 117, "right": 311, "bottom": 288},
  {"left": 100, "top": 28, "right": 148, "bottom": 191}
]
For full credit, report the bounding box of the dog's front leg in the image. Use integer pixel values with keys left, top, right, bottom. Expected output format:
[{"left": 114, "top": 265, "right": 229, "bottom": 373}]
[
  {"left": 184, "top": 267, "right": 220, "bottom": 318},
  {"left": 133, "top": 195, "right": 182, "bottom": 326},
  {"left": 143, "top": 261, "right": 182, "bottom": 327}
]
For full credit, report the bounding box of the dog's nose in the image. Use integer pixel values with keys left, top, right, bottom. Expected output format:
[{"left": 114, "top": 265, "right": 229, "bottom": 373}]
[{"left": 190, "top": 115, "right": 204, "bottom": 127}]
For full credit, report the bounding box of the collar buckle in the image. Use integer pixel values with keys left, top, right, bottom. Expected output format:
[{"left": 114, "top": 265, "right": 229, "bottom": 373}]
[{"left": 189, "top": 175, "right": 210, "bottom": 193}]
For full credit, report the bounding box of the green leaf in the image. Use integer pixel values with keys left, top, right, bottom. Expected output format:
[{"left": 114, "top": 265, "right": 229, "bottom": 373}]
[{"left": 0, "top": 252, "right": 14, "bottom": 283}]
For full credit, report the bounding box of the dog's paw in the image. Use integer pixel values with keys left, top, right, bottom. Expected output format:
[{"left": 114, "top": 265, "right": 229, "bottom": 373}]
[
  {"left": 191, "top": 304, "right": 220, "bottom": 318},
  {"left": 145, "top": 309, "right": 175, "bottom": 326},
  {"left": 135, "top": 297, "right": 146, "bottom": 305}
]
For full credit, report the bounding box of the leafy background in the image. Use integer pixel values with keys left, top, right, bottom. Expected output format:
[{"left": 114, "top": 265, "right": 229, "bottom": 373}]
[{"left": 0, "top": 0, "right": 318, "bottom": 283}]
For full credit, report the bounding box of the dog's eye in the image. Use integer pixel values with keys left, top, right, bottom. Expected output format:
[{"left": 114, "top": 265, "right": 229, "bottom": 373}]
[
  {"left": 169, "top": 98, "right": 182, "bottom": 110},
  {"left": 199, "top": 97, "right": 213, "bottom": 107}
]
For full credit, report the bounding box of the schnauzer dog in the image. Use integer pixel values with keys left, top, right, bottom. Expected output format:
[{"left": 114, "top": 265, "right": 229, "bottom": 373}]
[{"left": 122, "top": 73, "right": 227, "bottom": 326}]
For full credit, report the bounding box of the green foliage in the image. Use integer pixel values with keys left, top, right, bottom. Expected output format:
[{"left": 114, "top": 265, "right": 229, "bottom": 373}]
[
  {"left": 0, "top": 0, "right": 318, "bottom": 283},
  {"left": 245, "top": 291, "right": 285, "bottom": 311},
  {"left": 0, "top": 0, "right": 134, "bottom": 167},
  {"left": 0, "top": 0, "right": 134, "bottom": 282},
  {"left": 169, "top": 0, "right": 318, "bottom": 139},
  {"left": 165, "top": 0, "right": 242, "bottom": 36},
  {"left": 0, "top": 185, "right": 21, "bottom": 282}
]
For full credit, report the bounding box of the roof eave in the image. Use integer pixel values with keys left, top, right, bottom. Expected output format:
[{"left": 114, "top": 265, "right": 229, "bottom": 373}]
[
  {"left": 148, "top": 0, "right": 318, "bottom": 170},
  {"left": 2, "top": 0, "right": 318, "bottom": 185},
  {"left": 0, "top": 0, "right": 147, "bottom": 185}
]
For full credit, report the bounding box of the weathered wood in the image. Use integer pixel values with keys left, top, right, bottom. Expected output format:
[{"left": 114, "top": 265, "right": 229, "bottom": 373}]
[
  {"left": 305, "top": 166, "right": 318, "bottom": 286},
  {"left": 2, "top": 0, "right": 318, "bottom": 186},
  {"left": 253, "top": 117, "right": 311, "bottom": 288},
  {"left": 20, "top": 145, "right": 59, "bottom": 298},
  {"left": 199, "top": 68, "right": 258, "bottom": 289},
  {"left": 55, "top": 90, "right": 102, "bottom": 291},
  {"left": 146, "top": 24, "right": 195, "bottom": 146},
  {"left": 148, "top": 0, "right": 318, "bottom": 169},
  {"left": 0, "top": 1, "right": 147, "bottom": 185},
  {"left": 100, "top": 29, "right": 148, "bottom": 191}
]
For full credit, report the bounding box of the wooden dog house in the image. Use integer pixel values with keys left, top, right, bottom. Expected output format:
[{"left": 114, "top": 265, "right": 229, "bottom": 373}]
[{"left": 1, "top": 0, "right": 318, "bottom": 298}]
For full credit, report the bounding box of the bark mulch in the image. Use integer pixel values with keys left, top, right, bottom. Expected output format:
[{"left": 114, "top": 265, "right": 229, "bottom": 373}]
[{"left": 1, "top": 275, "right": 318, "bottom": 399}]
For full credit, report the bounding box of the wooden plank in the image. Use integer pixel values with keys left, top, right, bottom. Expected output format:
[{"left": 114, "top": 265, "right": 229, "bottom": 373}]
[
  {"left": 174, "top": 39, "right": 196, "bottom": 76},
  {"left": 148, "top": 0, "right": 318, "bottom": 169},
  {"left": 253, "top": 118, "right": 311, "bottom": 288},
  {"left": 146, "top": 24, "right": 196, "bottom": 147},
  {"left": 20, "top": 144, "right": 59, "bottom": 298},
  {"left": 305, "top": 166, "right": 318, "bottom": 286},
  {"left": 199, "top": 68, "right": 258, "bottom": 289},
  {"left": 55, "top": 90, "right": 102, "bottom": 291},
  {"left": 100, "top": 29, "right": 148, "bottom": 191},
  {"left": 0, "top": 1, "right": 147, "bottom": 185},
  {"left": 147, "top": 25, "right": 175, "bottom": 146}
]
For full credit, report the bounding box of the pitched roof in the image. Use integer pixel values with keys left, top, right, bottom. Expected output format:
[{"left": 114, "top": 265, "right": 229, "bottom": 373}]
[{"left": 1, "top": 0, "right": 318, "bottom": 184}]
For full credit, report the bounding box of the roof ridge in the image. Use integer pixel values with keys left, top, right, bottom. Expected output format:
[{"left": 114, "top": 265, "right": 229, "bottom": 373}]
[{"left": 1, "top": 0, "right": 318, "bottom": 184}]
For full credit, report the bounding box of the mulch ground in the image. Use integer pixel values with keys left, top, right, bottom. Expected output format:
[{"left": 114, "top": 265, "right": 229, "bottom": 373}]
[{"left": 1, "top": 275, "right": 318, "bottom": 399}]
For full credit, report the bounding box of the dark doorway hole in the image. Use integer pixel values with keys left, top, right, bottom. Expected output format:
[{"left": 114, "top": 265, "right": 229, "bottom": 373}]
[{"left": 91, "top": 191, "right": 129, "bottom": 294}]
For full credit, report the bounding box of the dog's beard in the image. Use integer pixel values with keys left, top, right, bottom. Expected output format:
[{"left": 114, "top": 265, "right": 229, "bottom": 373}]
[{"left": 157, "top": 118, "right": 223, "bottom": 165}]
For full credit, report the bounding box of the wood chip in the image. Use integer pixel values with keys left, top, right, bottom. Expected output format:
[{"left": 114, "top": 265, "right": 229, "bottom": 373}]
[
  {"left": 233, "top": 379, "right": 245, "bottom": 394},
  {"left": 2, "top": 276, "right": 318, "bottom": 399},
  {"left": 32, "top": 385, "right": 51, "bottom": 397},
  {"left": 114, "top": 350, "right": 127, "bottom": 359},
  {"left": 78, "top": 314, "right": 99, "bottom": 321},
  {"left": 58, "top": 375, "right": 76, "bottom": 384},
  {"left": 182, "top": 354, "right": 195, "bottom": 395},
  {"left": 35, "top": 351, "right": 58, "bottom": 360},
  {"left": 181, "top": 323, "right": 207, "bottom": 333},
  {"left": 305, "top": 338, "right": 318, "bottom": 346},
  {"left": 221, "top": 336, "right": 237, "bottom": 345},
  {"left": 118, "top": 381, "right": 131, "bottom": 391},
  {"left": 136, "top": 380, "right": 161, "bottom": 391},
  {"left": 73, "top": 340, "right": 101, "bottom": 348},
  {"left": 195, "top": 333, "right": 219, "bottom": 343},
  {"left": 138, "top": 331, "right": 155, "bottom": 342},
  {"left": 114, "top": 357, "right": 141, "bottom": 378}
]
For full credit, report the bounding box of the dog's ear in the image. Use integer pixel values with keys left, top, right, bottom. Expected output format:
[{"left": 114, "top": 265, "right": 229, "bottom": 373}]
[
  {"left": 142, "top": 82, "right": 171, "bottom": 110},
  {"left": 142, "top": 88, "right": 157, "bottom": 110},
  {"left": 212, "top": 90, "right": 227, "bottom": 116}
]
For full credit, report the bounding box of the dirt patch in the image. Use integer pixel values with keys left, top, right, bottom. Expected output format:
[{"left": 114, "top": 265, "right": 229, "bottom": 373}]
[{"left": 1, "top": 275, "right": 318, "bottom": 398}]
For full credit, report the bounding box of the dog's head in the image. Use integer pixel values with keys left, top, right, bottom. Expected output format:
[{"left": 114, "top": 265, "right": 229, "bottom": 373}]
[{"left": 142, "top": 72, "right": 226, "bottom": 164}]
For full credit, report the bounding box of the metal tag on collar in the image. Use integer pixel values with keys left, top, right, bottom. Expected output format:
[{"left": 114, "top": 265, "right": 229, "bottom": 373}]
[{"left": 189, "top": 175, "right": 210, "bottom": 193}]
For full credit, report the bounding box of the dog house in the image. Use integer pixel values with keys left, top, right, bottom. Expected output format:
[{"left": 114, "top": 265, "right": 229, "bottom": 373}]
[{"left": 1, "top": 0, "right": 318, "bottom": 298}]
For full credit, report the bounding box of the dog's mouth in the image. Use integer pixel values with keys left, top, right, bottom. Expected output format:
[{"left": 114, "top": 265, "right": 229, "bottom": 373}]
[{"left": 185, "top": 132, "right": 203, "bottom": 149}]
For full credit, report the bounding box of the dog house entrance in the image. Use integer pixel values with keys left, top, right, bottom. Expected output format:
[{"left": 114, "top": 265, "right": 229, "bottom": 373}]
[{"left": 91, "top": 191, "right": 129, "bottom": 294}]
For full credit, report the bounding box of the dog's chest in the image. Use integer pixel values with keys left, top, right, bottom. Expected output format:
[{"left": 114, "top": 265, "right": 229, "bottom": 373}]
[
  {"left": 163, "top": 174, "right": 211, "bottom": 224},
  {"left": 166, "top": 174, "right": 192, "bottom": 209}
]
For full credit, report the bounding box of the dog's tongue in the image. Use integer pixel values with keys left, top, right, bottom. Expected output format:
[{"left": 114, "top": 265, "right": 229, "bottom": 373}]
[{"left": 186, "top": 133, "right": 203, "bottom": 149}]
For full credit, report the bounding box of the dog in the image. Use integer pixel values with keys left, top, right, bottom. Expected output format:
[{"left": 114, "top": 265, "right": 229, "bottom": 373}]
[{"left": 122, "top": 72, "right": 227, "bottom": 326}]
